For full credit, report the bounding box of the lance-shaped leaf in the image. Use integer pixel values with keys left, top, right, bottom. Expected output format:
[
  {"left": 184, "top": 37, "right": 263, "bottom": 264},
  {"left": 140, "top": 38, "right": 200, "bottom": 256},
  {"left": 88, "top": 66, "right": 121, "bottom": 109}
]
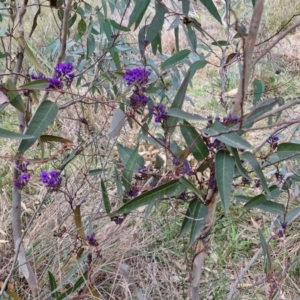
[
  {"left": 110, "top": 179, "right": 185, "bottom": 216},
  {"left": 167, "top": 70, "right": 191, "bottom": 136},
  {"left": 117, "top": 143, "right": 145, "bottom": 169},
  {"left": 265, "top": 143, "right": 300, "bottom": 166},
  {"left": 258, "top": 229, "right": 272, "bottom": 274},
  {"left": 122, "top": 144, "right": 139, "bottom": 192},
  {"left": 88, "top": 169, "right": 106, "bottom": 176},
  {"left": 114, "top": 164, "right": 123, "bottom": 196},
  {"left": 180, "top": 121, "right": 209, "bottom": 161},
  {"left": 215, "top": 150, "right": 235, "bottom": 214},
  {"left": 108, "top": 108, "right": 126, "bottom": 138},
  {"left": 48, "top": 271, "right": 59, "bottom": 299},
  {"left": 6, "top": 78, "right": 25, "bottom": 113},
  {"left": 203, "top": 122, "right": 251, "bottom": 149},
  {"left": 199, "top": 0, "right": 222, "bottom": 24},
  {"left": 241, "top": 151, "right": 271, "bottom": 197},
  {"left": 128, "top": 0, "right": 150, "bottom": 29},
  {"left": 18, "top": 100, "right": 58, "bottom": 154},
  {"left": 19, "top": 79, "right": 49, "bottom": 90},
  {"left": 179, "top": 177, "right": 203, "bottom": 200},
  {"left": 0, "top": 128, "right": 34, "bottom": 139},
  {"left": 227, "top": 146, "right": 251, "bottom": 180},
  {"left": 154, "top": 154, "right": 164, "bottom": 169},
  {"left": 39, "top": 135, "right": 72, "bottom": 144},
  {"left": 189, "top": 203, "right": 208, "bottom": 246},
  {"left": 73, "top": 205, "right": 87, "bottom": 245},
  {"left": 179, "top": 198, "right": 199, "bottom": 237},
  {"left": 168, "top": 108, "right": 207, "bottom": 121},
  {"left": 101, "top": 180, "right": 111, "bottom": 214},
  {"left": 253, "top": 78, "right": 265, "bottom": 105},
  {"left": 146, "top": 3, "right": 168, "bottom": 43},
  {"left": 161, "top": 49, "right": 191, "bottom": 70}
]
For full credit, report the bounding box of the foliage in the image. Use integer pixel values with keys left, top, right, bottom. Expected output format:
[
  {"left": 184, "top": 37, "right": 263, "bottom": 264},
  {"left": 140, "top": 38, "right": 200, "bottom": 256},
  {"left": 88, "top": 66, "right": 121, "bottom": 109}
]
[{"left": 1, "top": 0, "right": 300, "bottom": 299}]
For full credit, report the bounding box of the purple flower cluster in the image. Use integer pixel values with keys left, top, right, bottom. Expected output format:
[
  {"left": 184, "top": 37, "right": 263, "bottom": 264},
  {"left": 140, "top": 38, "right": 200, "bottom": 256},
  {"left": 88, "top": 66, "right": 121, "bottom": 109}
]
[
  {"left": 222, "top": 113, "right": 240, "bottom": 126},
  {"left": 123, "top": 68, "right": 151, "bottom": 86},
  {"left": 86, "top": 233, "right": 98, "bottom": 247},
  {"left": 267, "top": 135, "right": 279, "bottom": 149},
  {"left": 254, "top": 179, "right": 261, "bottom": 188},
  {"left": 14, "top": 173, "right": 30, "bottom": 190},
  {"left": 125, "top": 185, "right": 139, "bottom": 198},
  {"left": 16, "top": 161, "right": 30, "bottom": 173},
  {"left": 172, "top": 157, "right": 193, "bottom": 176},
  {"left": 124, "top": 67, "right": 151, "bottom": 110},
  {"left": 40, "top": 170, "right": 62, "bottom": 190},
  {"left": 208, "top": 139, "right": 222, "bottom": 151},
  {"left": 31, "top": 61, "right": 75, "bottom": 90},
  {"left": 242, "top": 177, "right": 251, "bottom": 185},
  {"left": 150, "top": 103, "right": 168, "bottom": 123},
  {"left": 206, "top": 175, "right": 217, "bottom": 189}
]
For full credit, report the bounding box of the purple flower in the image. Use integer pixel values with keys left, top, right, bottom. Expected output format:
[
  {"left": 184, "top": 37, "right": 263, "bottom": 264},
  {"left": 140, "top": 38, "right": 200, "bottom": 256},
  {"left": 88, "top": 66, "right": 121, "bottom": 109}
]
[
  {"left": 31, "top": 73, "right": 46, "bottom": 80},
  {"left": 14, "top": 172, "right": 30, "bottom": 190},
  {"left": 125, "top": 185, "right": 139, "bottom": 198},
  {"left": 208, "top": 139, "right": 222, "bottom": 150},
  {"left": 130, "top": 93, "right": 148, "bottom": 108},
  {"left": 123, "top": 68, "right": 151, "bottom": 86},
  {"left": 55, "top": 62, "right": 74, "bottom": 77},
  {"left": 16, "top": 162, "right": 29, "bottom": 173},
  {"left": 267, "top": 135, "right": 279, "bottom": 149},
  {"left": 222, "top": 113, "right": 240, "bottom": 125},
  {"left": 242, "top": 177, "right": 251, "bottom": 185},
  {"left": 206, "top": 175, "right": 217, "bottom": 189},
  {"left": 40, "top": 170, "right": 62, "bottom": 190},
  {"left": 150, "top": 104, "right": 168, "bottom": 123},
  {"left": 254, "top": 179, "right": 261, "bottom": 188},
  {"left": 48, "top": 77, "right": 63, "bottom": 89},
  {"left": 172, "top": 158, "right": 193, "bottom": 176},
  {"left": 86, "top": 233, "right": 98, "bottom": 247}
]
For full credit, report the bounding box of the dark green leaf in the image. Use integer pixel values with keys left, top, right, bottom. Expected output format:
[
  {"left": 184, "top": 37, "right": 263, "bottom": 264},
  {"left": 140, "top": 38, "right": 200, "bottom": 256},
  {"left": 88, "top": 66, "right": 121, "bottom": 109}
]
[
  {"left": 203, "top": 122, "right": 251, "bottom": 149},
  {"left": 19, "top": 79, "right": 49, "bottom": 90},
  {"left": 189, "top": 203, "right": 208, "bottom": 246},
  {"left": 253, "top": 78, "right": 265, "bottom": 105},
  {"left": 189, "top": 60, "right": 207, "bottom": 79},
  {"left": 88, "top": 169, "right": 106, "bottom": 176},
  {"left": 241, "top": 152, "right": 271, "bottom": 197},
  {"left": 186, "top": 24, "right": 197, "bottom": 51},
  {"left": 151, "top": 32, "right": 162, "bottom": 55},
  {"left": 175, "top": 27, "right": 179, "bottom": 52},
  {"left": 86, "top": 33, "right": 95, "bottom": 59},
  {"left": 146, "top": 3, "right": 168, "bottom": 43},
  {"left": 117, "top": 143, "right": 145, "bottom": 169},
  {"left": 68, "top": 13, "right": 77, "bottom": 29},
  {"left": 110, "top": 19, "right": 130, "bottom": 32},
  {"left": 114, "top": 164, "right": 123, "bottom": 196},
  {"left": 179, "top": 198, "right": 198, "bottom": 237},
  {"left": 167, "top": 70, "right": 192, "bottom": 136},
  {"left": 258, "top": 229, "right": 272, "bottom": 274},
  {"left": 199, "top": 0, "right": 222, "bottom": 24},
  {"left": 101, "top": 180, "right": 111, "bottom": 214},
  {"left": 128, "top": 0, "right": 150, "bottom": 29},
  {"left": 110, "top": 179, "right": 185, "bottom": 216},
  {"left": 154, "top": 154, "right": 164, "bottom": 169},
  {"left": 180, "top": 121, "right": 209, "bottom": 161},
  {"left": 0, "top": 128, "right": 34, "bottom": 139},
  {"left": 182, "top": 0, "right": 190, "bottom": 14},
  {"left": 215, "top": 150, "right": 235, "bottom": 214},
  {"left": 211, "top": 40, "right": 228, "bottom": 46},
  {"left": 168, "top": 108, "right": 207, "bottom": 121},
  {"left": 48, "top": 271, "right": 59, "bottom": 299},
  {"left": 122, "top": 144, "right": 139, "bottom": 191},
  {"left": 110, "top": 48, "right": 121, "bottom": 70},
  {"left": 179, "top": 177, "right": 203, "bottom": 199},
  {"left": 266, "top": 143, "right": 300, "bottom": 165},
  {"left": 18, "top": 101, "right": 58, "bottom": 154},
  {"left": 227, "top": 146, "right": 251, "bottom": 180},
  {"left": 161, "top": 49, "right": 191, "bottom": 70},
  {"left": 252, "top": 0, "right": 256, "bottom": 7},
  {"left": 6, "top": 78, "right": 25, "bottom": 113},
  {"left": 77, "top": 19, "right": 86, "bottom": 35}
]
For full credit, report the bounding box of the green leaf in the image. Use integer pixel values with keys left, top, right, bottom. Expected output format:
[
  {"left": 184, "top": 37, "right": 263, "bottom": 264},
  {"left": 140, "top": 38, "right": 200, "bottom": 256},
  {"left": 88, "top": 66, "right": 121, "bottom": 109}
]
[
  {"left": 128, "top": 0, "right": 150, "bottom": 29},
  {"left": 258, "top": 229, "right": 272, "bottom": 274},
  {"left": 253, "top": 78, "right": 265, "bottom": 105},
  {"left": 114, "top": 164, "right": 123, "bottom": 196},
  {"left": 110, "top": 179, "right": 185, "bottom": 216},
  {"left": 0, "top": 128, "right": 34, "bottom": 139},
  {"left": 187, "top": 24, "right": 197, "bottom": 51},
  {"left": 101, "top": 180, "right": 111, "bottom": 214},
  {"left": 146, "top": 3, "right": 168, "bottom": 43},
  {"left": 77, "top": 19, "right": 86, "bottom": 35},
  {"left": 179, "top": 177, "right": 202, "bottom": 199},
  {"left": 161, "top": 49, "right": 191, "bottom": 70},
  {"left": 47, "top": 252, "right": 88, "bottom": 297},
  {"left": 189, "top": 203, "right": 208, "bottom": 246},
  {"left": 57, "top": 271, "right": 88, "bottom": 300},
  {"left": 154, "top": 154, "right": 164, "bottom": 169},
  {"left": 280, "top": 206, "right": 300, "bottom": 224},
  {"left": 110, "top": 48, "right": 121, "bottom": 70},
  {"left": 122, "top": 144, "right": 139, "bottom": 191},
  {"left": 167, "top": 70, "right": 192, "bottom": 136},
  {"left": 68, "top": 13, "right": 77, "bottom": 29},
  {"left": 18, "top": 100, "right": 58, "bottom": 154},
  {"left": 180, "top": 121, "right": 209, "bottom": 161},
  {"left": 243, "top": 97, "right": 277, "bottom": 128},
  {"left": 117, "top": 143, "right": 145, "bottom": 169},
  {"left": 48, "top": 271, "right": 59, "bottom": 299},
  {"left": 227, "top": 146, "right": 251, "bottom": 180},
  {"left": 215, "top": 150, "right": 235, "bottom": 214},
  {"left": 266, "top": 143, "right": 300, "bottom": 165},
  {"left": 182, "top": 0, "right": 190, "bottom": 14},
  {"left": 39, "top": 135, "right": 72, "bottom": 144},
  {"left": 252, "top": 0, "right": 256, "bottom": 7},
  {"left": 179, "top": 198, "right": 198, "bottom": 237},
  {"left": 86, "top": 33, "right": 95, "bottom": 59},
  {"left": 88, "top": 169, "right": 106, "bottom": 176},
  {"left": 19, "top": 79, "right": 49, "bottom": 90},
  {"left": 110, "top": 19, "right": 130, "bottom": 32},
  {"left": 151, "top": 32, "right": 162, "bottom": 55},
  {"left": 107, "top": 108, "right": 126, "bottom": 138},
  {"left": 168, "top": 108, "right": 207, "bottom": 121},
  {"left": 203, "top": 122, "right": 251, "bottom": 149},
  {"left": 241, "top": 152, "right": 271, "bottom": 197},
  {"left": 211, "top": 40, "right": 228, "bottom": 46},
  {"left": 189, "top": 60, "right": 207, "bottom": 78},
  {"left": 6, "top": 78, "right": 25, "bottom": 113},
  {"left": 199, "top": 0, "right": 222, "bottom": 24}
]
